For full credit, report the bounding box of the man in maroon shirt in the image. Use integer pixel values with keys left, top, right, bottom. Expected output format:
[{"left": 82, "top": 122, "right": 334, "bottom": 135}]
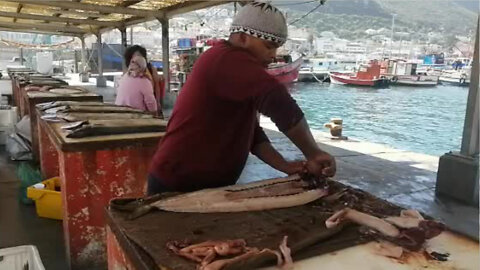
[{"left": 148, "top": 2, "right": 336, "bottom": 193}]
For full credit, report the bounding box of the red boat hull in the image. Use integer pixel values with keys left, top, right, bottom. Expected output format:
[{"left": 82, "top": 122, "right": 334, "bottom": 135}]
[
  {"left": 267, "top": 57, "right": 303, "bottom": 84},
  {"left": 329, "top": 72, "right": 389, "bottom": 87}
]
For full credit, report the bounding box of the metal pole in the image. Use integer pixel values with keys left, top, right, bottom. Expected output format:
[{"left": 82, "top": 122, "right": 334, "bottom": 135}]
[
  {"left": 159, "top": 17, "right": 170, "bottom": 93},
  {"left": 460, "top": 17, "right": 479, "bottom": 156},
  {"left": 130, "top": 26, "right": 133, "bottom": 45},
  {"left": 120, "top": 27, "right": 128, "bottom": 71},
  {"left": 79, "top": 36, "right": 89, "bottom": 82},
  {"left": 96, "top": 33, "right": 106, "bottom": 87},
  {"left": 19, "top": 47, "right": 24, "bottom": 65},
  {"left": 80, "top": 37, "right": 86, "bottom": 71}
]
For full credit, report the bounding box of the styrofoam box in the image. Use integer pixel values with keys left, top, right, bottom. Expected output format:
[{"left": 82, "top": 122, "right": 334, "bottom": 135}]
[
  {"left": 0, "top": 245, "right": 45, "bottom": 270},
  {"left": 0, "top": 125, "right": 12, "bottom": 144},
  {"left": 0, "top": 107, "right": 17, "bottom": 127}
]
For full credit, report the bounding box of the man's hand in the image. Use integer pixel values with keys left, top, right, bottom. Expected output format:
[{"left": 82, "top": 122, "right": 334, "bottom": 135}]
[
  {"left": 304, "top": 151, "right": 336, "bottom": 177},
  {"left": 282, "top": 161, "right": 305, "bottom": 175}
]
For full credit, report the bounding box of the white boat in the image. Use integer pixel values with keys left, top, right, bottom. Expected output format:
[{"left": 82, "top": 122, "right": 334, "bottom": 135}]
[
  {"left": 439, "top": 69, "right": 471, "bottom": 87},
  {"left": 438, "top": 59, "right": 472, "bottom": 87},
  {"left": 298, "top": 58, "right": 340, "bottom": 82}
]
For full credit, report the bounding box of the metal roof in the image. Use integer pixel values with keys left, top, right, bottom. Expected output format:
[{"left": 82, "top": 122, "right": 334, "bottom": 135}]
[{"left": 0, "top": 0, "right": 235, "bottom": 37}]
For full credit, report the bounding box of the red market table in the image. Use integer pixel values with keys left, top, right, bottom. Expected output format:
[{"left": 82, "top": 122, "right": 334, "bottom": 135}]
[{"left": 40, "top": 118, "right": 166, "bottom": 269}]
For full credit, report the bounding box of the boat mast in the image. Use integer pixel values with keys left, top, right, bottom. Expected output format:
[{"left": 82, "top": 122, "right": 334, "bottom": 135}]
[{"left": 389, "top": 13, "right": 396, "bottom": 59}]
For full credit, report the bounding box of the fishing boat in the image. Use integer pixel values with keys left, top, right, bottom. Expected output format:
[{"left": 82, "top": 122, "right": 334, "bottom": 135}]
[
  {"left": 329, "top": 60, "right": 390, "bottom": 87},
  {"left": 267, "top": 56, "right": 303, "bottom": 84},
  {"left": 380, "top": 60, "right": 439, "bottom": 87}
]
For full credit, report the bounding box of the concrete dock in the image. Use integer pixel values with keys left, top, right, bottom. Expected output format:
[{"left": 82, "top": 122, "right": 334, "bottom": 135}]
[{"left": 0, "top": 78, "right": 478, "bottom": 269}]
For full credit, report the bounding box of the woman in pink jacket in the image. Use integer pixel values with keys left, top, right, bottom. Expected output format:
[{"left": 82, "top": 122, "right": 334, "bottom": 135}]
[{"left": 115, "top": 55, "right": 158, "bottom": 113}]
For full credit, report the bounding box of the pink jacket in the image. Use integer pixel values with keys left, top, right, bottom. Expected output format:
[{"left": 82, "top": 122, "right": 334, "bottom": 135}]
[{"left": 115, "top": 75, "right": 157, "bottom": 112}]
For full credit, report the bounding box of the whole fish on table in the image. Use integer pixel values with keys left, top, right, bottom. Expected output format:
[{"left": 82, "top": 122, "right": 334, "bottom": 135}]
[
  {"left": 45, "top": 105, "right": 144, "bottom": 114},
  {"left": 64, "top": 119, "right": 166, "bottom": 138},
  {"left": 37, "top": 101, "right": 105, "bottom": 111},
  {"left": 41, "top": 112, "right": 155, "bottom": 122}
]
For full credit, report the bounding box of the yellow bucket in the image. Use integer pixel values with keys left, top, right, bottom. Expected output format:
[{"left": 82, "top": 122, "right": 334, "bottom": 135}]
[{"left": 27, "top": 177, "right": 63, "bottom": 220}]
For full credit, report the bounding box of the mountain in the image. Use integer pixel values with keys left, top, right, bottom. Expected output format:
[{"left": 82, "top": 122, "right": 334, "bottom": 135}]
[{"left": 274, "top": 0, "right": 478, "bottom": 37}]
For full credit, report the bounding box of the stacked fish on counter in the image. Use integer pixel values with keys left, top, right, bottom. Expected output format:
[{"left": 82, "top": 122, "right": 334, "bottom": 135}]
[{"left": 37, "top": 101, "right": 166, "bottom": 138}]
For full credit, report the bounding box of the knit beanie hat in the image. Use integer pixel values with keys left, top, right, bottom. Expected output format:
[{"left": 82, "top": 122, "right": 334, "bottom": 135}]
[{"left": 230, "top": 2, "right": 288, "bottom": 46}]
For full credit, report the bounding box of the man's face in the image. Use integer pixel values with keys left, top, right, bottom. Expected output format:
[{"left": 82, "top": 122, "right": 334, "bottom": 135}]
[{"left": 243, "top": 35, "right": 279, "bottom": 67}]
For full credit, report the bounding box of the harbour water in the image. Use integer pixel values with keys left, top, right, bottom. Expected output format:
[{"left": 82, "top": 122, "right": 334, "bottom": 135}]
[{"left": 289, "top": 83, "right": 469, "bottom": 157}]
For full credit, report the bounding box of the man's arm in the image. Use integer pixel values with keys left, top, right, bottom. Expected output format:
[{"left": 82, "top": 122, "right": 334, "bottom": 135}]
[
  {"left": 286, "top": 118, "right": 336, "bottom": 177},
  {"left": 251, "top": 141, "right": 304, "bottom": 175},
  {"left": 257, "top": 87, "right": 336, "bottom": 177}
]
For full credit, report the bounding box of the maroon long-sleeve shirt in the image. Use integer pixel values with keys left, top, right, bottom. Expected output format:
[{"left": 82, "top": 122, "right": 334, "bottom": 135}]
[{"left": 149, "top": 41, "right": 304, "bottom": 191}]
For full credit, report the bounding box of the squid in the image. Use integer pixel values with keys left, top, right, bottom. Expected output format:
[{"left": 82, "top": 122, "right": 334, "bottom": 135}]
[
  {"left": 166, "top": 236, "right": 293, "bottom": 270},
  {"left": 325, "top": 208, "right": 445, "bottom": 256}
]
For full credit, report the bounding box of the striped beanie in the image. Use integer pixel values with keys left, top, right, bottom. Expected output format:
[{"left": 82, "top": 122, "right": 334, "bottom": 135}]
[{"left": 230, "top": 2, "right": 288, "bottom": 46}]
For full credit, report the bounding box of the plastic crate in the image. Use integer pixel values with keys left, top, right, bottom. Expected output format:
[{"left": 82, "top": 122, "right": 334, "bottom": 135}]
[
  {"left": 27, "top": 177, "right": 63, "bottom": 220},
  {"left": 0, "top": 245, "right": 45, "bottom": 270}
]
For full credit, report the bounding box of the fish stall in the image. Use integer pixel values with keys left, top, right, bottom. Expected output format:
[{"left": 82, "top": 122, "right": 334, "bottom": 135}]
[
  {"left": 25, "top": 87, "right": 102, "bottom": 160},
  {"left": 11, "top": 73, "right": 69, "bottom": 116},
  {"left": 105, "top": 175, "right": 479, "bottom": 270},
  {"left": 35, "top": 101, "right": 167, "bottom": 269}
]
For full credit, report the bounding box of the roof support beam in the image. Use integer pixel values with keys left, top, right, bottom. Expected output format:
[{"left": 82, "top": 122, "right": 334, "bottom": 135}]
[
  {"left": 4, "top": 0, "right": 164, "bottom": 17},
  {"left": 0, "top": 21, "right": 89, "bottom": 35},
  {"left": 0, "top": 11, "right": 122, "bottom": 27},
  {"left": 0, "top": 27, "right": 80, "bottom": 37}
]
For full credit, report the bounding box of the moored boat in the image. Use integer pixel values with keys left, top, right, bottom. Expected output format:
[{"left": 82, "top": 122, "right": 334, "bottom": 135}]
[
  {"left": 438, "top": 63, "right": 471, "bottom": 87},
  {"left": 267, "top": 56, "right": 303, "bottom": 84},
  {"left": 390, "top": 75, "right": 439, "bottom": 87},
  {"left": 380, "top": 59, "right": 439, "bottom": 87},
  {"left": 329, "top": 60, "right": 390, "bottom": 87}
]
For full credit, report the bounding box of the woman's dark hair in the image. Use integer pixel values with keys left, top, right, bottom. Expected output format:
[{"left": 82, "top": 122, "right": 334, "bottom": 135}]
[{"left": 124, "top": 45, "right": 147, "bottom": 66}]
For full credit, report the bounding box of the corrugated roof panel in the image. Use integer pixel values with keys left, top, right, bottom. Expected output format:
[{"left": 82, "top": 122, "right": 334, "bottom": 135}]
[
  {"left": 21, "top": 5, "right": 59, "bottom": 16},
  {"left": 96, "top": 14, "right": 134, "bottom": 21},
  {"left": 0, "top": 17, "right": 13, "bottom": 23},
  {"left": 80, "top": 0, "right": 125, "bottom": 6},
  {"left": 130, "top": 0, "right": 187, "bottom": 10},
  {"left": 0, "top": 0, "right": 231, "bottom": 36}
]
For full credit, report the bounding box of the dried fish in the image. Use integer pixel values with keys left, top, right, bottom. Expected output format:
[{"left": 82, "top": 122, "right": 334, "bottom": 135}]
[{"left": 65, "top": 119, "right": 166, "bottom": 138}]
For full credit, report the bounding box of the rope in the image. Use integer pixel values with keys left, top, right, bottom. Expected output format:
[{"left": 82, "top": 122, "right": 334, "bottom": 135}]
[{"left": 288, "top": 0, "right": 326, "bottom": 26}]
